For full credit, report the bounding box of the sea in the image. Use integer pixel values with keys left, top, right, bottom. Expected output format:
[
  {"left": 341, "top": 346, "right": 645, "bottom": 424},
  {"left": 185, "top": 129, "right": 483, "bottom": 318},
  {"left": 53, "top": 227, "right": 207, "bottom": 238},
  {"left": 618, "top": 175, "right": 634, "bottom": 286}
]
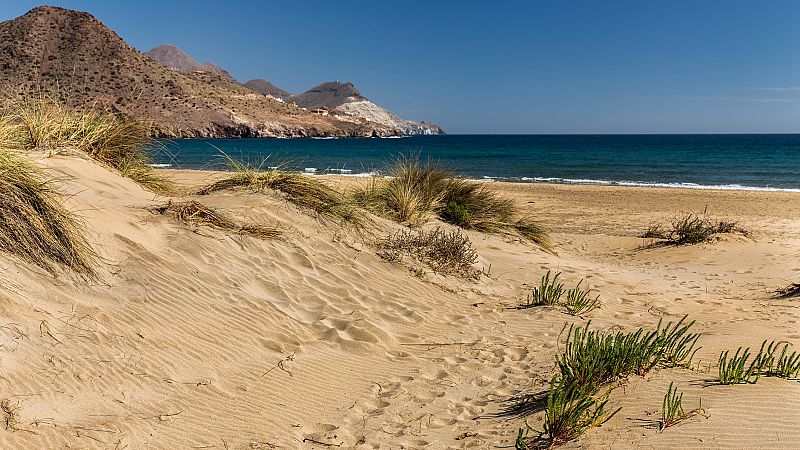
[{"left": 149, "top": 134, "right": 800, "bottom": 192}]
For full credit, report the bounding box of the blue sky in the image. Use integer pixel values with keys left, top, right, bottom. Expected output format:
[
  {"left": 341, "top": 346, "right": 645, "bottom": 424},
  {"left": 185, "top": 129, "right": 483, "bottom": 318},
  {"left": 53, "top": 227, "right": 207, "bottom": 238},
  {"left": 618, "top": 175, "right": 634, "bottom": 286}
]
[{"left": 2, "top": 1, "right": 799, "bottom": 133}]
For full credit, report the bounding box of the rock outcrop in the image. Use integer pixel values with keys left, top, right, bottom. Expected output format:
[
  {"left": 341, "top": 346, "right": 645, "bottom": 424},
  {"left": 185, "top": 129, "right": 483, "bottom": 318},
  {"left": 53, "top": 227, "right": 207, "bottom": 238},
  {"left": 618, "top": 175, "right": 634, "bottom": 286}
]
[{"left": 289, "top": 82, "right": 443, "bottom": 135}]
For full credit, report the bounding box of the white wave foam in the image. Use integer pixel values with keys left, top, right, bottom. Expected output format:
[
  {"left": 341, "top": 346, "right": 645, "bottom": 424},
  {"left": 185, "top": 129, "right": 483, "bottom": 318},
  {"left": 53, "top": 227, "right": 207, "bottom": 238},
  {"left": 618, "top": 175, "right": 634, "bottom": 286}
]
[
  {"left": 149, "top": 163, "right": 172, "bottom": 168},
  {"left": 506, "top": 177, "right": 800, "bottom": 192}
]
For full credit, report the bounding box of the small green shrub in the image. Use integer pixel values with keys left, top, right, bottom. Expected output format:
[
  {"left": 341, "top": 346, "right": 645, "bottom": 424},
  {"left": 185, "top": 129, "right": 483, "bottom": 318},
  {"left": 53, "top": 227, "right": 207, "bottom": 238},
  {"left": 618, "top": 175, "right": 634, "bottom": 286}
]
[
  {"left": 352, "top": 154, "right": 550, "bottom": 248},
  {"left": 563, "top": 280, "right": 601, "bottom": 316},
  {"left": 442, "top": 201, "right": 470, "bottom": 228},
  {"left": 719, "top": 340, "right": 800, "bottom": 383},
  {"left": 541, "top": 376, "right": 619, "bottom": 446},
  {"left": 517, "top": 317, "right": 701, "bottom": 448},
  {"left": 660, "top": 382, "right": 704, "bottom": 432},
  {"left": 773, "top": 344, "right": 800, "bottom": 379},
  {"left": 557, "top": 317, "right": 700, "bottom": 393},
  {"left": 523, "top": 270, "right": 565, "bottom": 307}
]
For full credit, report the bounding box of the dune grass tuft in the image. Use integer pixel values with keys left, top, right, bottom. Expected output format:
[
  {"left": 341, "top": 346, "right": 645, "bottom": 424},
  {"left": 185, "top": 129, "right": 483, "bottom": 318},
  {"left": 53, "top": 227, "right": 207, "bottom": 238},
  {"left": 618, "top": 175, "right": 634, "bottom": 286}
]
[
  {"left": 352, "top": 154, "right": 449, "bottom": 226},
  {"left": 0, "top": 149, "right": 95, "bottom": 276},
  {"left": 199, "top": 157, "right": 365, "bottom": 228},
  {"left": 152, "top": 200, "right": 280, "bottom": 239},
  {"left": 377, "top": 227, "right": 482, "bottom": 278},
  {"left": 642, "top": 213, "right": 744, "bottom": 246},
  {"left": 1, "top": 95, "right": 172, "bottom": 193},
  {"left": 352, "top": 154, "right": 550, "bottom": 248}
]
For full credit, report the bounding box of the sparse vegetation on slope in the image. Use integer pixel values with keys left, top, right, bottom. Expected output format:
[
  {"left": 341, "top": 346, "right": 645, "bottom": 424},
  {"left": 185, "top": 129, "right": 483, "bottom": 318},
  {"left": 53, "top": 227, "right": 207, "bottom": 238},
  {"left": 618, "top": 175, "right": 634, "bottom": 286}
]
[
  {"left": 198, "top": 157, "right": 366, "bottom": 228},
  {"left": 642, "top": 213, "right": 744, "bottom": 246},
  {"left": 0, "top": 149, "right": 94, "bottom": 276},
  {"left": 353, "top": 154, "right": 550, "bottom": 248}
]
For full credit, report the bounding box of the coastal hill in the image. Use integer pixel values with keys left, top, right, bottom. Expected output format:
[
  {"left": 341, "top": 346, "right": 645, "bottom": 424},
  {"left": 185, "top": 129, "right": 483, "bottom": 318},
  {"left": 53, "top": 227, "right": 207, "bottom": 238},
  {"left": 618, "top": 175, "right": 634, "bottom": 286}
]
[
  {"left": 0, "top": 6, "right": 416, "bottom": 138},
  {"left": 145, "top": 44, "right": 235, "bottom": 82},
  {"left": 290, "top": 81, "right": 444, "bottom": 135},
  {"left": 242, "top": 79, "right": 291, "bottom": 99}
]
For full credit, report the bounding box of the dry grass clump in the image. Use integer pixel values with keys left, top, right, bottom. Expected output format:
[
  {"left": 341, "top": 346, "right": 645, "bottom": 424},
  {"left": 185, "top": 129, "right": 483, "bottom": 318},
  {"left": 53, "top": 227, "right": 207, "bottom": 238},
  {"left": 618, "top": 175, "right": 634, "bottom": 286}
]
[
  {"left": 377, "top": 227, "right": 482, "bottom": 278},
  {"left": 1, "top": 95, "right": 172, "bottom": 193},
  {"left": 0, "top": 149, "right": 95, "bottom": 276},
  {"left": 775, "top": 283, "right": 800, "bottom": 299},
  {"left": 641, "top": 213, "right": 744, "bottom": 246},
  {"left": 352, "top": 154, "right": 550, "bottom": 249},
  {"left": 152, "top": 200, "right": 280, "bottom": 239},
  {"left": 198, "top": 157, "right": 365, "bottom": 228}
]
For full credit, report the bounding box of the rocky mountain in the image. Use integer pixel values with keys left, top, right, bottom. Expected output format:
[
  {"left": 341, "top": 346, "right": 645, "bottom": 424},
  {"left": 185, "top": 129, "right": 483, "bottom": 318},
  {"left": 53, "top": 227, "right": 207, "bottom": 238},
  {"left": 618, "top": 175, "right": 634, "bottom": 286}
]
[
  {"left": 289, "top": 82, "right": 443, "bottom": 135},
  {"left": 242, "top": 79, "right": 291, "bottom": 99},
  {"left": 289, "top": 82, "right": 367, "bottom": 109},
  {"left": 0, "top": 6, "right": 394, "bottom": 138},
  {"left": 145, "top": 44, "right": 234, "bottom": 82}
]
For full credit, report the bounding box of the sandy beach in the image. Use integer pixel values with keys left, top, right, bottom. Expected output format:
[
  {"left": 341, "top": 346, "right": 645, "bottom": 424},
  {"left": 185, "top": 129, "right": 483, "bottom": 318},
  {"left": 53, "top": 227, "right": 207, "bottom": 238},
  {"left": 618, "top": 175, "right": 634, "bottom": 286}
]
[{"left": 0, "top": 158, "right": 798, "bottom": 449}]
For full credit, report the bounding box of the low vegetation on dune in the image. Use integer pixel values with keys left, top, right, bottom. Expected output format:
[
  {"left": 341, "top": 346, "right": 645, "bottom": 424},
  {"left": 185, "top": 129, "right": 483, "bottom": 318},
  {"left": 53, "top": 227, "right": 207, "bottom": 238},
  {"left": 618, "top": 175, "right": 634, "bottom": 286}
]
[
  {"left": 352, "top": 154, "right": 550, "bottom": 249},
  {"left": 377, "top": 227, "right": 483, "bottom": 279},
  {"left": 198, "top": 157, "right": 366, "bottom": 228},
  {"left": 718, "top": 340, "right": 800, "bottom": 384},
  {"left": 516, "top": 317, "right": 701, "bottom": 448},
  {"left": 0, "top": 148, "right": 95, "bottom": 276},
  {"left": 151, "top": 200, "right": 281, "bottom": 239},
  {"left": 641, "top": 213, "right": 744, "bottom": 246},
  {"left": 659, "top": 382, "right": 705, "bottom": 432},
  {"left": 0, "top": 95, "right": 172, "bottom": 193},
  {"left": 521, "top": 271, "right": 601, "bottom": 316}
]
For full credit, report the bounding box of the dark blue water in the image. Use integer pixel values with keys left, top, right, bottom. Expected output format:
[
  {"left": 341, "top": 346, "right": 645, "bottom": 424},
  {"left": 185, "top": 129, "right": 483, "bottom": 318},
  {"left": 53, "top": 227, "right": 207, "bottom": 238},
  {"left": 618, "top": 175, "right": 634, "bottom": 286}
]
[{"left": 150, "top": 135, "right": 800, "bottom": 191}]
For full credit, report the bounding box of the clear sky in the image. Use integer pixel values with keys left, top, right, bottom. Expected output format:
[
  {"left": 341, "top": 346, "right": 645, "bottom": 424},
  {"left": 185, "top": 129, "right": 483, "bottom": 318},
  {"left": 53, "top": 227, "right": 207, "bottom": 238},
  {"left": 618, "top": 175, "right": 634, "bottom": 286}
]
[{"left": 2, "top": 1, "right": 799, "bottom": 133}]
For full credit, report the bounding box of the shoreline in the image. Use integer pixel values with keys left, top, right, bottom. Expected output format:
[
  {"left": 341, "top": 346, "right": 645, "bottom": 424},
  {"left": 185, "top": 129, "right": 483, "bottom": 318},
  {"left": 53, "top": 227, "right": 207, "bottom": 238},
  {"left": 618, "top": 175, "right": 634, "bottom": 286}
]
[{"left": 155, "top": 166, "right": 800, "bottom": 194}]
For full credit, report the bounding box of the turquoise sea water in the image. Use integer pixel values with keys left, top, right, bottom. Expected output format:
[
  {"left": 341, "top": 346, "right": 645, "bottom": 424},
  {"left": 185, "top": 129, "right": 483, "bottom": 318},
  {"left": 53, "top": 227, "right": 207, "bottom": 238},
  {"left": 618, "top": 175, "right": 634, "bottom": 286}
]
[{"left": 150, "top": 135, "right": 800, "bottom": 191}]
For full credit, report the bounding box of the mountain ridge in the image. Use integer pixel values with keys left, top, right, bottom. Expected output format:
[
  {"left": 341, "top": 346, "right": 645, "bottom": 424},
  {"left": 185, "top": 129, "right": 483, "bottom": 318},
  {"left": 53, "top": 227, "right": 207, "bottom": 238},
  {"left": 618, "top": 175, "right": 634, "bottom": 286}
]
[{"left": 0, "top": 6, "right": 441, "bottom": 137}]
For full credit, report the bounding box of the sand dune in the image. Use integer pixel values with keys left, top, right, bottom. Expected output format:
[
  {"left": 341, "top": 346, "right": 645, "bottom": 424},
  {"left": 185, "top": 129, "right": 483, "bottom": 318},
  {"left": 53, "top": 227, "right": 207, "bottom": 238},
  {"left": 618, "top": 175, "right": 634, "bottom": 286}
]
[{"left": 0, "top": 155, "right": 797, "bottom": 448}]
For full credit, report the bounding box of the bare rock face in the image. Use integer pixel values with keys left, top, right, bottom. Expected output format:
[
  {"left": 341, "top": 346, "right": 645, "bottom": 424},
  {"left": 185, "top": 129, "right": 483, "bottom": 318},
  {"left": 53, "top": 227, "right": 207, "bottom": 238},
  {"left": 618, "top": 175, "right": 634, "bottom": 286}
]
[
  {"left": 290, "top": 81, "right": 443, "bottom": 135},
  {"left": 336, "top": 101, "right": 443, "bottom": 136},
  {"left": 0, "top": 6, "right": 392, "bottom": 138}
]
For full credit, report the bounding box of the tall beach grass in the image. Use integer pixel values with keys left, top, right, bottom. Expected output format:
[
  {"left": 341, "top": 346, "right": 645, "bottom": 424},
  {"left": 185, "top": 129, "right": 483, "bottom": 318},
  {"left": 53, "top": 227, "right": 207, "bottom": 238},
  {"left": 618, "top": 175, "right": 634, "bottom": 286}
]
[
  {"left": 0, "top": 148, "right": 95, "bottom": 276},
  {"left": 1, "top": 95, "right": 171, "bottom": 193},
  {"left": 198, "top": 155, "right": 366, "bottom": 228},
  {"left": 352, "top": 154, "right": 550, "bottom": 248}
]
